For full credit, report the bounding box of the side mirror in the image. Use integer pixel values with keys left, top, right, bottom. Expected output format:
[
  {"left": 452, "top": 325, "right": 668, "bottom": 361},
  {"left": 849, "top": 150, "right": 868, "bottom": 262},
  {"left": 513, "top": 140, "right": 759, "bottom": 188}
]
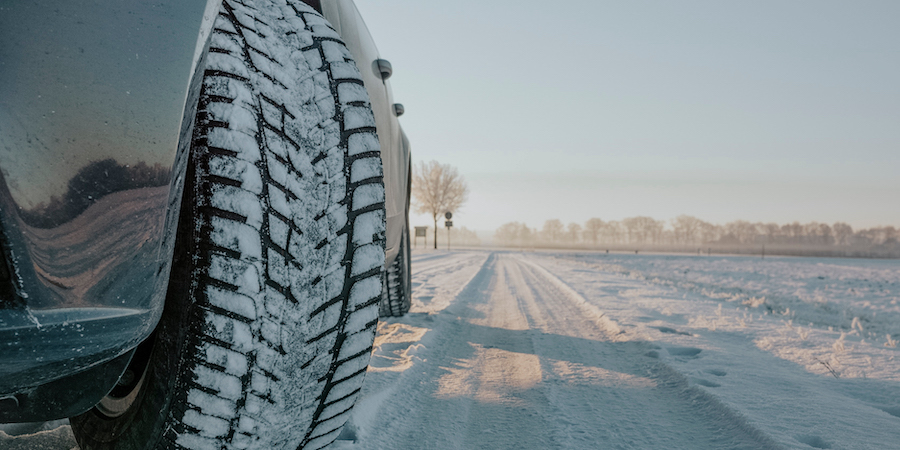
[
  {"left": 373, "top": 59, "right": 392, "bottom": 80},
  {"left": 393, "top": 103, "right": 404, "bottom": 117}
]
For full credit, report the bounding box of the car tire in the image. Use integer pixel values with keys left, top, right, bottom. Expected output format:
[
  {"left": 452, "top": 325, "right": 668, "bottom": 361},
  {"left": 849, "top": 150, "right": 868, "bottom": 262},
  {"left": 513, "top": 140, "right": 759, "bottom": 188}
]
[
  {"left": 69, "top": 1, "right": 385, "bottom": 449},
  {"left": 379, "top": 226, "right": 411, "bottom": 317}
]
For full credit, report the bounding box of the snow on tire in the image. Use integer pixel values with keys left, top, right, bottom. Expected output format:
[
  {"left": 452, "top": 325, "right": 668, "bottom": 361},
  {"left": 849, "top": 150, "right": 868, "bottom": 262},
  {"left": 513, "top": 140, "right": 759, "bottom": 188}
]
[
  {"left": 379, "top": 227, "right": 410, "bottom": 317},
  {"left": 70, "top": 1, "right": 384, "bottom": 449}
]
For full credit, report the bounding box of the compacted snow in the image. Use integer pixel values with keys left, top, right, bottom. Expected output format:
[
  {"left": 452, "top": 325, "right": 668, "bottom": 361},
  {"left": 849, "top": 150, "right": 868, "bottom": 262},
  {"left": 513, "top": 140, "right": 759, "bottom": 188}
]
[{"left": 4, "top": 250, "right": 899, "bottom": 449}]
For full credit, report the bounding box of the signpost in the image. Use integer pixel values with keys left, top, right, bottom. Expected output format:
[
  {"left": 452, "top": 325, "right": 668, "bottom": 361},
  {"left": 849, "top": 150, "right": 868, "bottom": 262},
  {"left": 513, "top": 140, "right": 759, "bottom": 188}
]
[
  {"left": 414, "top": 226, "right": 427, "bottom": 248},
  {"left": 444, "top": 212, "right": 453, "bottom": 250}
]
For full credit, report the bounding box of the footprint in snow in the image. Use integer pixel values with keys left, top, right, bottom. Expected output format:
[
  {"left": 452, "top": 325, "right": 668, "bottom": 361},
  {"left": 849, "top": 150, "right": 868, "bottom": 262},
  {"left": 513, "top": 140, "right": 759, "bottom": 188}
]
[
  {"left": 652, "top": 326, "right": 692, "bottom": 336},
  {"left": 666, "top": 346, "right": 703, "bottom": 358},
  {"left": 692, "top": 378, "right": 721, "bottom": 388},
  {"left": 796, "top": 434, "right": 832, "bottom": 449},
  {"left": 704, "top": 369, "right": 727, "bottom": 377}
]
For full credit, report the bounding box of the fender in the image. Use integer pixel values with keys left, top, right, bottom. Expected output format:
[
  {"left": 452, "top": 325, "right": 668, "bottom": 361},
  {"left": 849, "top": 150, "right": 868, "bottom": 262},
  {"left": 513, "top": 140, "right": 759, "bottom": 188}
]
[{"left": 0, "top": 0, "right": 219, "bottom": 420}]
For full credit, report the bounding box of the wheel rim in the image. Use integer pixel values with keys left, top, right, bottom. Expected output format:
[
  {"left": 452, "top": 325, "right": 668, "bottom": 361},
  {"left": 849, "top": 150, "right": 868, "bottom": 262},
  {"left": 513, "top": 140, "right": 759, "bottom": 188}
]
[{"left": 95, "top": 334, "right": 155, "bottom": 418}]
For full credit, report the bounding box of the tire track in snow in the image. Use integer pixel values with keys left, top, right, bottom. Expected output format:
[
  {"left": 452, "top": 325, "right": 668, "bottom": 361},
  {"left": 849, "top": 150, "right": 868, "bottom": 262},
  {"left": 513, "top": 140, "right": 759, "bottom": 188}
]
[
  {"left": 338, "top": 252, "right": 781, "bottom": 449},
  {"left": 510, "top": 254, "right": 782, "bottom": 449},
  {"left": 410, "top": 251, "right": 491, "bottom": 314}
]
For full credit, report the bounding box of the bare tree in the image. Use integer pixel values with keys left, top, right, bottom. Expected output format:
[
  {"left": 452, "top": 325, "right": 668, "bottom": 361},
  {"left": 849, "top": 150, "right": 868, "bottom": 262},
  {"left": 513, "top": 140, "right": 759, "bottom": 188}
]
[
  {"left": 622, "top": 216, "right": 663, "bottom": 244},
  {"left": 761, "top": 222, "right": 780, "bottom": 244},
  {"left": 411, "top": 160, "right": 469, "bottom": 249},
  {"left": 541, "top": 219, "right": 564, "bottom": 243},
  {"left": 671, "top": 215, "right": 703, "bottom": 244},
  {"left": 495, "top": 222, "right": 535, "bottom": 247},
  {"left": 604, "top": 220, "right": 624, "bottom": 244},
  {"left": 725, "top": 220, "right": 757, "bottom": 244},
  {"left": 584, "top": 218, "right": 604, "bottom": 246},
  {"left": 566, "top": 222, "right": 583, "bottom": 244},
  {"left": 832, "top": 222, "right": 853, "bottom": 246}
]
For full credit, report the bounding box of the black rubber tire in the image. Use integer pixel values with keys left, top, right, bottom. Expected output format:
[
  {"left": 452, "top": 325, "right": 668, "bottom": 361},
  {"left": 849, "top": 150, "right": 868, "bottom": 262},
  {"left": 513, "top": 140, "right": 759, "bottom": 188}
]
[
  {"left": 379, "top": 227, "right": 411, "bottom": 317},
  {"left": 70, "top": 1, "right": 385, "bottom": 449}
]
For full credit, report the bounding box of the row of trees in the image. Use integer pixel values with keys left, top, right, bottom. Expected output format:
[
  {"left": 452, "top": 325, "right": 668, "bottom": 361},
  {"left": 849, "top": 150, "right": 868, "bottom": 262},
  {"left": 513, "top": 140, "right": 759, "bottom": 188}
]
[{"left": 495, "top": 215, "right": 899, "bottom": 248}]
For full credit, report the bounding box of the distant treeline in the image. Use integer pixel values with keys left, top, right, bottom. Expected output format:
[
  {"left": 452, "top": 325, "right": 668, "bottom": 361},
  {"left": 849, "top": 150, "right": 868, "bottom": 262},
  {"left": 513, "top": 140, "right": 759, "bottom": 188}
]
[
  {"left": 20, "top": 159, "right": 170, "bottom": 228},
  {"left": 495, "top": 216, "right": 900, "bottom": 257}
]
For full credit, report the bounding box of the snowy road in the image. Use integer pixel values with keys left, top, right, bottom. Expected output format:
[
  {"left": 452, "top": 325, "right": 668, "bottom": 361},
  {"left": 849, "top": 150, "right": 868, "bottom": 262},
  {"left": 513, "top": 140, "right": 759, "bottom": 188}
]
[
  {"left": 4, "top": 250, "right": 899, "bottom": 449},
  {"left": 335, "top": 250, "right": 900, "bottom": 450},
  {"left": 339, "top": 252, "right": 776, "bottom": 449}
]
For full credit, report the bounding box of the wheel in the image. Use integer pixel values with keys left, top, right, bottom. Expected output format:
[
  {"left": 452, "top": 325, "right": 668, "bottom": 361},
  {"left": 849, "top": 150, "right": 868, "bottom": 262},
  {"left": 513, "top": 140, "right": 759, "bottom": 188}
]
[
  {"left": 69, "top": 1, "right": 385, "bottom": 449},
  {"left": 379, "top": 226, "right": 411, "bottom": 317}
]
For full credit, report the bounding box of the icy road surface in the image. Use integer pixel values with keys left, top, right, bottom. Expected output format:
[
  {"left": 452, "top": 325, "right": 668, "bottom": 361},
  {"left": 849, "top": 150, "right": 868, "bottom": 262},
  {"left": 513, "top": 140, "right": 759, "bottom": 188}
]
[
  {"left": 3, "top": 250, "right": 899, "bottom": 449},
  {"left": 333, "top": 250, "right": 900, "bottom": 450}
]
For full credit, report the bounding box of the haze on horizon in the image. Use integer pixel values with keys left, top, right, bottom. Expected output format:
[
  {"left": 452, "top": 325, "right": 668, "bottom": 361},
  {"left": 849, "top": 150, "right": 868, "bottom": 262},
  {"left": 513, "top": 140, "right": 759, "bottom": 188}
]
[{"left": 354, "top": 0, "right": 900, "bottom": 232}]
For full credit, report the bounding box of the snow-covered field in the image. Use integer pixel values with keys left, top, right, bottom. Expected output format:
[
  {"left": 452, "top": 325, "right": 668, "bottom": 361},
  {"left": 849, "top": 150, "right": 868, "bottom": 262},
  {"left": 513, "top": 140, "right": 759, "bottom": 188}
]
[{"left": 4, "top": 250, "right": 899, "bottom": 449}]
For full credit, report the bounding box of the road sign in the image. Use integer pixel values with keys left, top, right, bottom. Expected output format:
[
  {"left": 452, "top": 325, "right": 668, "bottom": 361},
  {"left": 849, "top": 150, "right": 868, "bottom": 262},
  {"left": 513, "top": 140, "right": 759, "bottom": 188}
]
[
  {"left": 444, "top": 211, "right": 452, "bottom": 219},
  {"left": 445, "top": 220, "right": 453, "bottom": 228},
  {"left": 413, "top": 226, "right": 427, "bottom": 248}
]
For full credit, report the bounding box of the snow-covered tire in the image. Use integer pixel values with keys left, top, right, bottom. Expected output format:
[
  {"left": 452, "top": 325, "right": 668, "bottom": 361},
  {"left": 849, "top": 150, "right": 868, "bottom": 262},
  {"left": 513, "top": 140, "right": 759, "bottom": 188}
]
[
  {"left": 379, "top": 227, "right": 410, "bottom": 317},
  {"left": 69, "top": 1, "right": 384, "bottom": 449}
]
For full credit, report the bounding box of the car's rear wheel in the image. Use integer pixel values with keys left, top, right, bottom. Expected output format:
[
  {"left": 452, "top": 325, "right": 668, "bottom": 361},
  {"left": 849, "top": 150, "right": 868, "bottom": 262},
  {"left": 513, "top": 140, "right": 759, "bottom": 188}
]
[
  {"left": 70, "top": 1, "right": 385, "bottom": 449},
  {"left": 379, "top": 227, "right": 411, "bottom": 317}
]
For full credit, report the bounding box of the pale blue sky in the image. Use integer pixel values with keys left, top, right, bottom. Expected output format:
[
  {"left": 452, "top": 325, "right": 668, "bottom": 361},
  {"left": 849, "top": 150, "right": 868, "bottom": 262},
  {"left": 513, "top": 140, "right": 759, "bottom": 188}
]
[{"left": 354, "top": 0, "right": 900, "bottom": 231}]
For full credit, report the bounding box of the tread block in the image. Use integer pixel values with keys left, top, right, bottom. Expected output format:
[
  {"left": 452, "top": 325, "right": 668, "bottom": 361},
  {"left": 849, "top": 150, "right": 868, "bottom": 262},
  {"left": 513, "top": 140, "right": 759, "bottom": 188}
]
[
  {"left": 206, "top": 102, "right": 259, "bottom": 134},
  {"left": 266, "top": 247, "right": 290, "bottom": 287},
  {"left": 351, "top": 243, "right": 385, "bottom": 277},
  {"left": 267, "top": 213, "right": 291, "bottom": 251},
  {"left": 208, "top": 253, "right": 262, "bottom": 295},
  {"left": 206, "top": 49, "right": 253, "bottom": 79},
  {"left": 206, "top": 128, "right": 262, "bottom": 162},
  {"left": 192, "top": 365, "right": 243, "bottom": 401},
  {"left": 351, "top": 183, "right": 385, "bottom": 211},
  {"left": 208, "top": 154, "right": 264, "bottom": 194},
  {"left": 349, "top": 158, "right": 381, "bottom": 183},
  {"left": 200, "top": 342, "right": 249, "bottom": 377},
  {"left": 267, "top": 183, "right": 291, "bottom": 219},
  {"left": 205, "top": 310, "right": 254, "bottom": 352},
  {"left": 265, "top": 155, "right": 292, "bottom": 190},
  {"left": 347, "top": 131, "right": 379, "bottom": 156},
  {"left": 210, "top": 216, "right": 263, "bottom": 259},
  {"left": 331, "top": 351, "right": 372, "bottom": 383},
  {"left": 352, "top": 209, "right": 385, "bottom": 246},
  {"left": 349, "top": 277, "right": 381, "bottom": 313},
  {"left": 322, "top": 121, "right": 341, "bottom": 149},
  {"left": 259, "top": 316, "right": 282, "bottom": 348},
  {"left": 337, "top": 82, "right": 369, "bottom": 104},
  {"left": 329, "top": 61, "right": 361, "bottom": 80},
  {"left": 185, "top": 389, "right": 237, "bottom": 422},
  {"left": 206, "top": 285, "right": 258, "bottom": 321},
  {"left": 335, "top": 332, "right": 375, "bottom": 364},
  {"left": 319, "top": 39, "right": 351, "bottom": 63},
  {"left": 341, "top": 106, "right": 376, "bottom": 130},
  {"left": 302, "top": 48, "right": 323, "bottom": 72},
  {"left": 203, "top": 72, "right": 254, "bottom": 103}
]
